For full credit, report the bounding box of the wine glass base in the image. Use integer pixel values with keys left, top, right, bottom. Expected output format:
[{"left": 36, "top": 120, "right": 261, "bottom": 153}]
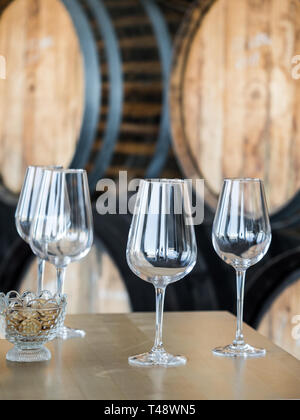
[
  {"left": 56, "top": 326, "right": 86, "bottom": 340},
  {"left": 212, "top": 343, "right": 266, "bottom": 358},
  {"left": 6, "top": 345, "right": 51, "bottom": 363},
  {"left": 129, "top": 351, "right": 186, "bottom": 367}
]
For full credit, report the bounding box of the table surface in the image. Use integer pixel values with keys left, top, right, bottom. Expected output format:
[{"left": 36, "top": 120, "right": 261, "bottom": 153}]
[{"left": 0, "top": 312, "right": 299, "bottom": 400}]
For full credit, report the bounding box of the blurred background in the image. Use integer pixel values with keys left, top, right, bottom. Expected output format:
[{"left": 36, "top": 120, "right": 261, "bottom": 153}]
[{"left": 1, "top": 0, "right": 300, "bottom": 359}]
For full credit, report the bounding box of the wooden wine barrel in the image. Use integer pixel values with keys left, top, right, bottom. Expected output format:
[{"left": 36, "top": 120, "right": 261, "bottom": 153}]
[
  {"left": 170, "top": 0, "right": 300, "bottom": 219},
  {"left": 0, "top": 0, "right": 183, "bottom": 206},
  {"left": 244, "top": 247, "right": 300, "bottom": 360},
  {"left": 0, "top": 0, "right": 99, "bottom": 204},
  {"left": 259, "top": 278, "right": 300, "bottom": 360}
]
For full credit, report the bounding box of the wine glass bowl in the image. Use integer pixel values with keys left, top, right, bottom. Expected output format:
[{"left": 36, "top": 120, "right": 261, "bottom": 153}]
[
  {"left": 212, "top": 178, "right": 272, "bottom": 358},
  {"left": 30, "top": 169, "right": 94, "bottom": 340},
  {"left": 127, "top": 214, "right": 196, "bottom": 287},
  {"left": 127, "top": 179, "right": 197, "bottom": 367},
  {"left": 212, "top": 178, "right": 271, "bottom": 270},
  {"left": 15, "top": 165, "right": 62, "bottom": 294},
  {"left": 15, "top": 165, "right": 63, "bottom": 242}
]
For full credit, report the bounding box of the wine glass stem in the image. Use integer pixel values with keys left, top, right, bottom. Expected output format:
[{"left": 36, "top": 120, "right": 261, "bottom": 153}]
[
  {"left": 56, "top": 266, "right": 66, "bottom": 296},
  {"left": 153, "top": 286, "right": 166, "bottom": 352},
  {"left": 37, "top": 258, "right": 45, "bottom": 295},
  {"left": 235, "top": 269, "right": 246, "bottom": 346}
]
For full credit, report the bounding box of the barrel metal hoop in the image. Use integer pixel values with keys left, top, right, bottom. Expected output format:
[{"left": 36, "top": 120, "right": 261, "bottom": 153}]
[
  {"left": 250, "top": 268, "right": 300, "bottom": 330},
  {"left": 270, "top": 191, "right": 300, "bottom": 230},
  {"left": 244, "top": 247, "right": 300, "bottom": 328},
  {"left": 62, "top": 0, "right": 101, "bottom": 170},
  {"left": 86, "top": 0, "right": 123, "bottom": 192},
  {"left": 141, "top": 0, "right": 173, "bottom": 178}
]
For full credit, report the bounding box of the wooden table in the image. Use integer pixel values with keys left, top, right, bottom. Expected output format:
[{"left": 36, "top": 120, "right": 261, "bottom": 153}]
[{"left": 0, "top": 312, "right": 299, "bottom": 400}]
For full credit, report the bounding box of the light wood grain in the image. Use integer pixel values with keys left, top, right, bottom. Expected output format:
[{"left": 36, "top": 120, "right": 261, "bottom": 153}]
[
  {"left": 0, "top": 312, "right": 299, "bottom": 400},
  {"left": 259, "top": 278, "right": 300, "bottom": 361},
  {"left": 170, "top": 0, "right": 300, "bottom": 215},
  {"left": 0, "top": 0, "right": 84, "bottom": 194}
]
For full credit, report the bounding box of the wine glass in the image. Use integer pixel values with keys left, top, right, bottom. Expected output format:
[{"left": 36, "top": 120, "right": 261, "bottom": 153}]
[
  {"left": 30, "top": 169, "right": 93, "bottom": 340},
  {"left": 212, "top": 178, "right": 272, "bottom": 358},
  {"left": 127, "top": 179, "right": 197, "bottom": 367},
  {"left": 15, "top": 165, "right": 62, "bottom": 295}
]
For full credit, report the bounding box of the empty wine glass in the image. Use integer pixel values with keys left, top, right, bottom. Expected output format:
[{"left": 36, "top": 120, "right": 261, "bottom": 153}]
[
  {"left": 15, "top": 165, "right": 62, "bottom": 295},
  {"left": 127, "top": 179, "right": 197, "bottom": 367},
  {"left": 30, "top": 169, "right": 93, "bottom": 340},
  {"left": 212, "top": 178, "right": 272, "bottom": 358}
]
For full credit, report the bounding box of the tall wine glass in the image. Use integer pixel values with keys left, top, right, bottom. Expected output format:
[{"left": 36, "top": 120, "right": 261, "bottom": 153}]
[
  {"left": 212, "top": 178, "right": 272, "bottom": 358},
  {"left": 127, "top": 179, "right": 197, "bottom": 367},
  {"left": 30, "top": 169, "right": 93, "bottom": 340},
  {"left": 15, "top": 165, "right": 62, "bottom": 295}
]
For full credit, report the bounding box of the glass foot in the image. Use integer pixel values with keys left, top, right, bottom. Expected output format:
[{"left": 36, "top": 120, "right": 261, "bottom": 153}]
[
  {"left": 6, "top": 346, "right": 51, "bottom": 363},
  {"left": 212, "top": 343, "right": 266, "bottom": 358},
  {"left": 56, "top": 325, "right": 86, "bottom": 340},
  {"left": 129, "top": 350, "right": 186, "bottom": 367}
]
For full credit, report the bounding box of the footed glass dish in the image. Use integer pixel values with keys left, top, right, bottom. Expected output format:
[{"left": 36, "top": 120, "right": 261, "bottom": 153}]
[{"left": 0, "top": 291, "right": 66, "bottom": 362}]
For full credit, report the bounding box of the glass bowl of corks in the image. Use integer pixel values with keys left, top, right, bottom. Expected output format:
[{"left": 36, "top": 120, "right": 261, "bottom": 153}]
[{"left": 0, "top": 291, "right": 66, "bottom": 362}]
